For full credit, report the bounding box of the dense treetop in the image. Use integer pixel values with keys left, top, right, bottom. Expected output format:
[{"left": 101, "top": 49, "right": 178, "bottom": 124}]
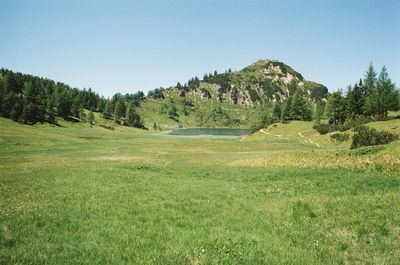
[{"left": 0, "top": 68, "right": 144, "bottom": 128}]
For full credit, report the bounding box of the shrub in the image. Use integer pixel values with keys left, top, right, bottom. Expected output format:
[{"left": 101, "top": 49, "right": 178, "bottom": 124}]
[
  {"left": 337, "top": 123, "right": 352, "bottom": 132},
  {"left": 339, "top": 117, "right": 372, "bottom": 132},
  {"left": 331, "top": 133, "right": 350, "bottom": 142},
  {"left": 313, "top": 123, "right": 331, "bottom": 134},
  {"left": 351, "top": 127, "right": 399, "bottom": 149},
  {"left": 348, "top": 145, "right": 385, "bottom": 156},
  {"left": 353, "top": 125, "right": 369, "bottom": 132},
  {"left": 314, "top": 117, "right": 373, "bottom": 135}
]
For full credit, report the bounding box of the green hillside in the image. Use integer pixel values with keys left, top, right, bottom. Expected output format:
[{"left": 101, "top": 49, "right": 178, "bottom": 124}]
[
  {"left": 140, "top": 59, "right": 328, "bottom": 129},
  {"left": 161, "top": 59, "right": 328, "bottom": 106}
]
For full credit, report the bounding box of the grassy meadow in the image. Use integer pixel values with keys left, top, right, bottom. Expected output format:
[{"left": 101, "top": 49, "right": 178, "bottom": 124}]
[{"left": 1, "top": 116, "right": 400, "bottom": 264}]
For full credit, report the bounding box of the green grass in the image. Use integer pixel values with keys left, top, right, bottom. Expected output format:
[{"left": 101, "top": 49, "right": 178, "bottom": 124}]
[{"left": 1, "top": 117, "right": 400, "bottom": 264}]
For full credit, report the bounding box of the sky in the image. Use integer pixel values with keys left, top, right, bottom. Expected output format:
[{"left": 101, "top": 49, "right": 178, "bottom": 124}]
[{"left": 0, "top": 0, "right": 399, "bottom": 97}]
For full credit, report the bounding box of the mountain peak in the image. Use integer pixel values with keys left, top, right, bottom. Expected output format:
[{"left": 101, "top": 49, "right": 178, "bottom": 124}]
[{"left": 155, "top": 59, "right": 328, "bottom": 106}]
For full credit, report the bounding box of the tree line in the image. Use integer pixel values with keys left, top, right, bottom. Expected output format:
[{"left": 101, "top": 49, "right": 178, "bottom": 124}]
[
  {"left": 320, "top": 64, "right": 399, "bottom": 127},
  {"left": 255, "top": 63, "right": 399, "bottom": 131},
  {"left": 147, "top": 69, "right": 233, "bottom": 99},
  {"left": 0, "top": 69, "right": 145, "bottom": 128}
]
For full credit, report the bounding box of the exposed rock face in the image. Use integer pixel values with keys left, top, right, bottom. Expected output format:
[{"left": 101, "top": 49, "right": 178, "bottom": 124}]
[{"left": 164, "top": 59, "right": 329, "bottom": 106}]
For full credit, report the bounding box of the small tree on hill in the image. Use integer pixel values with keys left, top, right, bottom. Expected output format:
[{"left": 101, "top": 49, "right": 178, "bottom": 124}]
[
  {"left": 346, "top": 82, "right": 365, "bottom": 118},
  {"left": 325, "top": 91, "right": 347, "bottom": 124},
  {"left": 22, "top": 81, "right": 38, "bottom": 124},
  {"left": 102, "top": 101, "right": 112, "bottom": 119},
  {"left": 290, "top": 89, "right": 312, "bottom": 121},
  {"left": 88, "top": 109, "right": 95, "bottom": 126},
  {"left": 376, "top": 66, "right": 398, "bottom": 116},
  {"left": 114, "top": 99, "right": 126, "bottom": 122},
  {"left": 126, "top": 101, "right": 143, "bottom": 128},
  {"left": 47, "top": 95, "right": 56, "bottom": 124},
  {"left": 79, "top": 108, "right": 86, "bottom": 122},
  {"left": 281, "top": 97, "right": 293, "bottom": 122},
  {"left": 364, "top": 63, "right": 378, "bottom": 116},
  {"left": 272, "top": 103, "right": 282, "bottom": 122},
  {"left": 313, "top": 101, "right": 326, "bottom": 122},
  {"left": 168, "top": 105, "right": 179, "bottom": 121}
]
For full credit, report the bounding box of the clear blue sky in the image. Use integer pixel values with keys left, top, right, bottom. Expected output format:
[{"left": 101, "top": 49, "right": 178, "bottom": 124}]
[{"left": 1, "top": 0, "right": 399, "bottom": 97}]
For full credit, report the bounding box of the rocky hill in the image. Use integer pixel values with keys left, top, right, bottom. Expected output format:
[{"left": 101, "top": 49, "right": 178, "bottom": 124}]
[{"left": 159, "top": 59, "right": 328, "bottom": 106}]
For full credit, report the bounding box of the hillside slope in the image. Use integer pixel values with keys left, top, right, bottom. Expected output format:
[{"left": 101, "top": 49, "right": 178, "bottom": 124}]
[
  {"left": 164, "top": 59, "right": 328, "bottom": 105},
  {"left": 142, "top": 59, "right": 328, "bottom": 129},
  {"left": 235, "top": 118, "right": 400, "bottom": 171}
]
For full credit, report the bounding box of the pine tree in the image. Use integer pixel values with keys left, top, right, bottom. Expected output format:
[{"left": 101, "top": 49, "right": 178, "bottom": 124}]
[
  {"left": 325, "top": 91, "right": 347, "bottom": 124},
  {"left": 22, "top": 81, "right": 38, "bottom": 124},
  {"left": 364, "top": 90, "right": 378, "bottom": 116},
  {"left": 72, "top": 97, "right": 82, "bottom": 118},
  {"left": 102, "top": 101, "right": 112, "bottom": 119},
  {"left": 79, "top": 108, "right": 86, "bottom": 122},
  {"left": 168, "top": 105, "right": 178, "bottom": 121},
  {"left": 126, "top": 102, "right": 135, "bottom": 126},
  {"left": 98, "top": 97, "right": 106, "bottom": 113},
  {"left": 0, "top": 77, "right": 4, "bottom": 116},
  {"left": 388, "top": 88, "right": 400, "bottom": 112},
  {"left": 272, "top": 103, "right": 281, "bottom": 122},
  {"left": 359, "top": 79, "right": 367, "bottom": 104},
  {"left": 376, "top": 66, "right": 397, "bottom": 116},
  {"left": 126, "top": 101, "right": 143, "bottom": 128},
  {"left": 114, "top": 99, "right": 126, "bottom": 122},
  {"left": 287, "top": 81, "right": 298, "bottom": 97},
  {"left": 47, "top": 95, "right": 56, "bottom": 124},
  {"left": 364, "top": 63, "right": 378, "bottom": 115},
  {"left": 346, "top": 82, "right": 364, "bottom": 118},
  {"left": 22, "top": 102, "right": 36, "bottom": 124},
  {"left": 290, "top": 89, "right": 312, "bottom": 121},
  {"left": 88, "top": 109, "right": 95, "bottom": 126},
  {"left": 36, "top": 86, "right": 47, "bottom": 123},
  {"left": 281, "top": 97, "right": 293, "bottom": 122},
  {"left": 313, "top": 101, "right": 326, "bottom": 121},
  {"left": 58, "top": 90, "right": 73, "bottom": 118},
  {"left": 364, "top": 63, "right": 377, "bottom": 92},
  {"left": 2, "top": 91, "right": 15, "bottom": 118},
  {"left": 10, "top": 97, "right": 23, "bottom": 122}
]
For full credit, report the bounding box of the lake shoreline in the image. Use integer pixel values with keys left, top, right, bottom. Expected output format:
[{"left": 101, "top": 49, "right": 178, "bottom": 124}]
[{"left": 169, "top": 128, "right": 252, "bottom": 136}]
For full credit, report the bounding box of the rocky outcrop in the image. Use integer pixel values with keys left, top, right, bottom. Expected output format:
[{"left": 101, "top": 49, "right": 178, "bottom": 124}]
[{"left": 164, "top": 59, "right": 329, "bottom": 106}]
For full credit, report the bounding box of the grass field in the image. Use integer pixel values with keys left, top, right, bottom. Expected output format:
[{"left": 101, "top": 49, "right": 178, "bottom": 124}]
[{"left": 1, "top": 117, "right": 399, "bottom": 264}]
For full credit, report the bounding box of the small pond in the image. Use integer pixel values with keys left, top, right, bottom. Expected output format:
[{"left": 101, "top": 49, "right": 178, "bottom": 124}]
[{"left": 169, "top": 128, "right": 252, "bottom": 136}]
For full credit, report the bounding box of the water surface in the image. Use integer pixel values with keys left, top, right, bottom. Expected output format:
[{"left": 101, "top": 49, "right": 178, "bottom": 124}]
[{"left": 169, "top": 128, "right": 252, "bottom": 136}]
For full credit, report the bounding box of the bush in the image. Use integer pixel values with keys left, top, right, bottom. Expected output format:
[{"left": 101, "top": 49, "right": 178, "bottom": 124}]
[
  {"left": 337, "top": 123, "right": 352, "bottom": 132},
  {"left": 339, "top": 117, "right": 372, "bottom": 132},
  {"left": 314, "top": 117, "right": 373, "bottom": 135},
  {"left": 353, "top": 125, "right": 369, "bottom": 132},
  {"left": 331, "top": 133, "right": 350, "bottom": 142},
  {"left": 313, "top": 123, "right": 345, "bottom": 134},
  {"left": 351, "top": 127, "right": 399, "bottom": 149},
  {"left": 348, "top": 145, "right": 385, "bottom": 156},
  {"left": 313, "top": 123, "right": 332, "bottom": 134}
]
